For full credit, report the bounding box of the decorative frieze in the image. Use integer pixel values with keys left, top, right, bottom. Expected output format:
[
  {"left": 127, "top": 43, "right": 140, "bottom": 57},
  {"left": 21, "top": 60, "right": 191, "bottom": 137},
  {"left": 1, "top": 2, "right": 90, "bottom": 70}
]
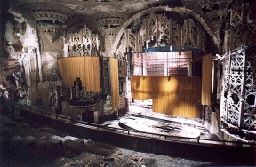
[{"left": 29, "top": 8, "right": 70, "bottom": 24}]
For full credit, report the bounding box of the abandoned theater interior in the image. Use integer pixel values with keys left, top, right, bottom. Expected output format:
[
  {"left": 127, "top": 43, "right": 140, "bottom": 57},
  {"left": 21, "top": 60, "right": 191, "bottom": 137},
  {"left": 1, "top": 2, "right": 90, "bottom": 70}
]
[{"left": 0, "top": 0, "right": 256, "bottom": 166}]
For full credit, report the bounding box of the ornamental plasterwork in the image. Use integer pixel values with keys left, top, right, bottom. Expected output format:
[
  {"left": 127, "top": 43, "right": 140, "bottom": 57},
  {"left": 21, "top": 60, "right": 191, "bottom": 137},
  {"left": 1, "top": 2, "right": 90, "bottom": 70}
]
[
  {"left": 65, "top": 26, "right": 99, "bottom": 56},
  {"left": 119, "top": 12, "right": 207, "bottom": 53},
  {"left": 30, "top": 9, "right": 69, "bottom": 24},
  {"left": 220, "top": 45, "right": 256, "bottom": 130}
]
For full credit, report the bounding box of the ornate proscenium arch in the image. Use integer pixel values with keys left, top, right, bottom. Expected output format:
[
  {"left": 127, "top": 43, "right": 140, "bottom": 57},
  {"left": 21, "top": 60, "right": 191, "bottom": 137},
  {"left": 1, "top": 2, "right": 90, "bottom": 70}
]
[{"left": 112, "top": 6, "right": 219, "bottom": 53}]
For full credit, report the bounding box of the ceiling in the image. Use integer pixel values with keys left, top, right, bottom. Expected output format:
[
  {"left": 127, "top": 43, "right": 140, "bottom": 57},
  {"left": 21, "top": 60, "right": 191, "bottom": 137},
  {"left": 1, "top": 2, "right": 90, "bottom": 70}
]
[
  {"left": 10, "top": 0, "right": 169, "bottom": 17},
  {"left": 4, "top": 0, "right": 214, "bottom": 32}
]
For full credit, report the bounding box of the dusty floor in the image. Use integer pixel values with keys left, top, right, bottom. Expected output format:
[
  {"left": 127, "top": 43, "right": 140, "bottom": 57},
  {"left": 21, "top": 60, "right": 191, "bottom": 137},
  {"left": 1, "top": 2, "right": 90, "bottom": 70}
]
[
  {"left": 0, "top": 112, "right": 220, "bottom": 167},
  {"left": 103, "top": 103, "right": 212, "bottom": 140}
]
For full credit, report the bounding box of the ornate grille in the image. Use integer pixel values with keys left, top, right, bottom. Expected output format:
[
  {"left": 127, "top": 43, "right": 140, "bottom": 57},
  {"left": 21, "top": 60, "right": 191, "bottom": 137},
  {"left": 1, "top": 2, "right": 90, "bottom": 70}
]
[{"left": 220, "top": 45, "right": 256, "bottom": 130}]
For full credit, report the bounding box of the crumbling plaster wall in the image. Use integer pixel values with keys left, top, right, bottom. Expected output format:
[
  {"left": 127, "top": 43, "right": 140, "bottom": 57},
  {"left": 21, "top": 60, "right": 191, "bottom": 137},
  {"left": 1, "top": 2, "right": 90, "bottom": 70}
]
[
  {"left": 37, "top": 26, "right": 65, "bottom": 81},
  {"left": 184, "top": 0, "right": 256, "bottom": 53},
  {"left": 4, "top": 12, "right": 41, "bottom": 80},
  {"left": 0, "top": 9, "right": 44, "bottom": 106}
]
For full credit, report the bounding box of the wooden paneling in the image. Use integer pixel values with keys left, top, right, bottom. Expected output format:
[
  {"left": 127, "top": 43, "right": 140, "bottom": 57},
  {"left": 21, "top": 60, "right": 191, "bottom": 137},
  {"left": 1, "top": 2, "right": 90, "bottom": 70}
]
[
  {"left": 201, "top": 54, "right": 212, "bottom": 106},
  {"left": 58, "top": 56, "right": 100, "bottom": 92},
  {"left": 109, "top": 58, "right": 119, "bottom": 111},
  {"left": 131, "top": 76, "right": 202, "bottom": 118}
]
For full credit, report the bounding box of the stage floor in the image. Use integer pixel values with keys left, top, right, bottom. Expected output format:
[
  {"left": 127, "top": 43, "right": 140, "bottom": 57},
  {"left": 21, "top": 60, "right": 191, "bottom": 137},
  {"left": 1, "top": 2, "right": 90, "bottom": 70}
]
[{"left": 102, "top": 101, "right": 221, "bottom": 144}]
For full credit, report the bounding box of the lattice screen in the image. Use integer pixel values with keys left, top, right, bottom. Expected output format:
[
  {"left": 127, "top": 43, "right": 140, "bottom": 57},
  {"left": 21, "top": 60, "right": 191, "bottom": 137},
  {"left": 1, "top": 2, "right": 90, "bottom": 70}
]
[{"left": 220, "top": 45, "right": 256, "bottom": 130}]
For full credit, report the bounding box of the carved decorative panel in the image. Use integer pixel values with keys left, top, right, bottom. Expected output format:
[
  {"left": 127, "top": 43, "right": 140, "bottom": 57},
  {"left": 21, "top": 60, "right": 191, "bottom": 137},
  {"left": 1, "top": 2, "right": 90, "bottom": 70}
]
[
  {"left": 96, "top": 16, "right": 124, "bottom": 30},
  {"left": 171, "top": 21, "right": 180, "bottom": 48},
  {"left": 65, "top": 26, "right": 99, "bottom": 56},
  {"left": 181, "top": 20, "right": 189, "bottom": 46},
  {"left": 30, "top": 9, "right": 69, "bottom": 24},
  {"left": 157, "top": 15, "right": 171, "bottom": 45},
  {"left": 121, "top": 12, "right": 207, "bottom": 54},
  {"left": 227, "top": 53, "right": 245, "bottom": 126},
  {"left": 220, "top": 45, "right": 256, "bottom": 130},
  {"left": 140, "top": 22, "right": 147, "bottom": 46},
  {"left": 147, "top": 13, "right": 157, "bottom": 40},
  {"left": 126, "top": 29, "right": 136, "bottom": 52},
  {"left": 243, "top": 61, "right": 256, "bottom": 129}
]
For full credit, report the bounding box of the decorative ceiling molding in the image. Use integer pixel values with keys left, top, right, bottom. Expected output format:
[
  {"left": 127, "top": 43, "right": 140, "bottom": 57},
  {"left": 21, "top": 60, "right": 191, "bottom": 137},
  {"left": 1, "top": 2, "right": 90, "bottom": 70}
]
[{"left": 19, "top": 3, "right": 73, "bottom": 24}]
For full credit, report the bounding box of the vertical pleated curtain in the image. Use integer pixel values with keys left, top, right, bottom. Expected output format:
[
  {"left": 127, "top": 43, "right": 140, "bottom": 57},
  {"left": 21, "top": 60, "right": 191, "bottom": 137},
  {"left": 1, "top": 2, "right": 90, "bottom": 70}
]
[
  {"left": 152, "top": 76, "right": 201, "bottom": 118},
  {"left": 131, "top": 76, "right": 154, "bottom": 100},
  {"left": 58, "top": 56, "right": 100, "bottom": 92},
  {"left": 131, "top": 76, "right": 202, "bottom": 118},
  {"left": 109, "top": 58, "right": 119, "bottom": 111},
  {"left": 201, "top": 54, "right": 212, "bottom": 106},
  {"left": 71, "top": 57, "right": 80, "bottom": 87},
  {"left": 83, "top": 57, "right": 101, "bottom": 91}
]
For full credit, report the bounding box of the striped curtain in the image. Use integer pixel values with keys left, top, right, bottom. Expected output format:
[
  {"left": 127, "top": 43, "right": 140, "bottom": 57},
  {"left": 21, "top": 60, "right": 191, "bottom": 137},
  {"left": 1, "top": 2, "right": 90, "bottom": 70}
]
[
  {"left": 152, "top": 76, "right": 201, "bottom": 118},
  {"left": 131, "top": 76, "right": 202, "bottom": 118},
  {"left": 58, "top": 56, "right": 100, "bottom": 92},
  {"left": 201, "top": 54, "right": 212, "bottom": 106},
  {"left": 131, "top": 76, "right": 154, "bottom": 100},
  {"left": 109, "top": 58, "right": 119, "bottom": 111}
]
